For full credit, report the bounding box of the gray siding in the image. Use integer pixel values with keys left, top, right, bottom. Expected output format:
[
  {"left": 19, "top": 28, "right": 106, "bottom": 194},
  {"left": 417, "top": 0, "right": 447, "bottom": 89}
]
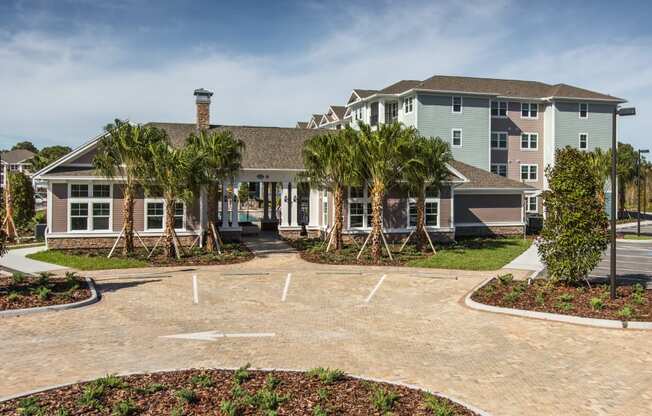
[
  {"left": 555, "top": 101, "right": 615, "bottom": 151},
  {"left": 416, "top": 94, "right": 490, "bottom": 169},
  {"left": 454, "top": 194, "right": 523, "bottom": 224}
]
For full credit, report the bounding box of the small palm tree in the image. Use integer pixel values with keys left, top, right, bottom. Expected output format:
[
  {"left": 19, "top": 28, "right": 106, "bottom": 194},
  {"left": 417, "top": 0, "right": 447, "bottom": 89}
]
[
  {"left": 402, "top": 133, "right": 452, "bottom": 252},
  {"left": 186, "top": 130, "right": 244, "bottom": 252},
  {"left": 137, "top": 135, "right": 202, "bottom": 259},
  {"left": 587, "top": 147, "right": 610, "bottom": 205},
  {"left": 300, "top": 127, "right": 359, "bottom": 251},
  {"left": 357, "top": 122, "right": 415, "bottom": 262},
  {"left": 94, "top": 120, "right": 166, "bottom": 255}
]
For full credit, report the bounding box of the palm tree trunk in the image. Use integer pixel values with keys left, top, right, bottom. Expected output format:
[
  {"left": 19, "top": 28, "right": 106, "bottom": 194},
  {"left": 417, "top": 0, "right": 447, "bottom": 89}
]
[
  {"left": 206, "top": 183, "right": 218, "bottom": 252},
  {"left": 370, "top": 180, "right": 384, "bottom": 263},
  {"left": 164, "top": 196, "right": 176, "bottom": 259},
  {"left": 122, "top": 182, "right": 135, "bottom": 255},
  {"left": 333, "top": 185, "right": 344, "bottom": 251},
  {"left": 415, "top": 190, "right": 426, "bottom": 252}
]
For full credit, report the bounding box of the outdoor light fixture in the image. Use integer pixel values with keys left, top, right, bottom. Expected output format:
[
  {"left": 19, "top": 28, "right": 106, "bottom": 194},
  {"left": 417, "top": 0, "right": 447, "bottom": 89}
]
[
  {"left": 638, "top": 149, "right": 650, "bottom": 237},
  {"left": 610, "top": 107, "right": 636, "bottom": 300}
]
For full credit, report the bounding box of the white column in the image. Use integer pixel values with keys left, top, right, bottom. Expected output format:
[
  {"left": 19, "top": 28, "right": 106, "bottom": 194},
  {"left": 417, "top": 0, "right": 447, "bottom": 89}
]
[
  {"left": 308, "top": 187, "right": 320, "bottom": 227},
  {"left": 271, "top": 182, "right": 278, "bottom": 221},
  {"left": 281, "top": 182, "right": 290, "bottom": 227},
  {"left": 263, "top": 182, "right": 269, "bottom": 221},
  {"left": 231, "top": 179, "right": 239, "bottom": 227},
  {"left": 221, "top": 181, "right": 229, "bottom": 228},
  {"left": 290, "top": 182, "right": 299, "bottom": 227},
  {"left": 378, "top": 99, "right": 385, "bottom": 125}
]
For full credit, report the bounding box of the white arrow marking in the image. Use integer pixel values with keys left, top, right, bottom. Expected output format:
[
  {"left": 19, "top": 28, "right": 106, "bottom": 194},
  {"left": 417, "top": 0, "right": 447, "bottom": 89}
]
[
  {"left": 160, "top": 331, "right": 275, "bottom": 342},
  {"left": 365, "top": 274, "right": 386, "bottom": 303},
  {"left": 281, "top": 273, "right": 292, "bottom": 302}
]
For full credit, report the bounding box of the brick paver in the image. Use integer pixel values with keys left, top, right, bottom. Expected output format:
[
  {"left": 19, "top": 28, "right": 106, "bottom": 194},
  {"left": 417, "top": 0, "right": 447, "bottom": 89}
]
[{"left": 1, "top": 253, "right": 651, "bottom": 415}]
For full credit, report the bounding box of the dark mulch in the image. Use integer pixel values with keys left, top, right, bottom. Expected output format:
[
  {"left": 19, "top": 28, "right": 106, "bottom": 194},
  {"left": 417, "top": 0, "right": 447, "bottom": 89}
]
[
  {"left": 0, "top": 369, "right": 478, "bottom": 415},
  {"left": 0, "top": 274, "right": 91, "bottom": 311},
  {"left": 472, "top": 275, "right": 652, "bottom": 321}
]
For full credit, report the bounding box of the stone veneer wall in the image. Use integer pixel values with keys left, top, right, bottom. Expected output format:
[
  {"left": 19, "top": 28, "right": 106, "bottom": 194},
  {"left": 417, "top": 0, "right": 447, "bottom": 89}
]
[{"left": 47, "top": 235, "right": 198, "bottom": 250}]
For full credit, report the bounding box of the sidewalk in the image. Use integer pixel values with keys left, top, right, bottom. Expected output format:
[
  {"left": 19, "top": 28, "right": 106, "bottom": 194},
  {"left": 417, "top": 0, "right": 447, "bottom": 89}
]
[
  {"left": 504, "top": 241, "right": 544, "bottom": 273},
  {"left": 0, "top": 246, "right": 67, "bottom": 275}
]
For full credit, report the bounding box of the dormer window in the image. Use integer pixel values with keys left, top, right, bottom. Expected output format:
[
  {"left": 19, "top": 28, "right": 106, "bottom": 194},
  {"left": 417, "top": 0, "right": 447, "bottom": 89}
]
[
  {"left": 452, "top": 96, "right": 463, "bottom": 113},
  {"left": 579, "top": 103, "right": 588, "bottom": 119}
]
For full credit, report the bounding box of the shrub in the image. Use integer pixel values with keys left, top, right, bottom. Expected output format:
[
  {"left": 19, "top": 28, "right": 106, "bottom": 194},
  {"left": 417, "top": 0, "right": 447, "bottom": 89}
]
[
  {"left": 265, "top": 374, "right": 281, "bottom": 390},
  {"left": 176, "top": 388, "right": 198, "bottom": 404},
  {"left": 252, "top": 387, "right": 289, "bottom": 413},
  {"left": 169, "top": 405, "right": 185, "bottom": 416},
  {"left": 17, "top": 397, "right": 43, "bottom": 416},
  {"left": 317, "top": 387, "right": 329, "bottom": 401},
  {"left": 7, "top": 291, "right": 20, "bottom": 302},
  {"left": 535, "top": 291, "right": 546, "bottom": 306},
  {"left": 233, "top": 363, "right": 251, "bottom": 385},
  {"left": 424, "top": 393, "right": 455, "bottom": 416},
  {"left": 11, "top": 272, "right": 26, "bottom": 285},
  {"left": 590, "top": 297, "right": 604, "bottom": 310},
  {"left": 65, "top": 271, "right": 80, "bottom": 285},
  {"left": 37, "top": 272, "right": 53, "bottom": 286},
  {"left": 34, "top": 285, "right": 51, "bottom": 301},
  {"left": 618, "top": 306, "right": 633, "bottom": 320},
  {"left": 313, "top": 404, "right": 328, "bottom": 416},
  {"left": 135, "top": 383, "right": 165, "bottom": 394},
  {"left": 220, "top": 400, "right": 242, "bottom": 416},
  {"left": 307, "top": 368, "right": 346, "bottom": 385},
  {"left": 502, "top": 290, "right": 521, "bottom": 304},
  {"left": 96, "top": 374, "right": 126, "bottom": 389},
  {"left": 7, "top": 171, "right": 35, "bottom": 228},
  {"left": 497, "top": 273, "right": 514, "bottom": 285},
  {"left": 558, "top": 293, "right": 574, "bottom": 303},
  {"left": 78, "top": 383, "right": 105, "bottom": 409},
  {"left": 370, "top": 386, "right": 398, "bottom": 414},
  {"left": 111, "top": 399, "right": 138, "bottom": 416},
  {"left": 191, "top": 374, "right": 215, "bottom": 388},
  {"left": 538, "top": 147, "right": 609, "bottom": 285},
  {"left": 54, "top": 408, "right": 70, "bottom": 416}
]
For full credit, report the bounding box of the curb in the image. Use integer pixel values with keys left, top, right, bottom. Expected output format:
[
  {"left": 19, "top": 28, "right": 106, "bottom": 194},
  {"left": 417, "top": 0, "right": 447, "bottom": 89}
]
[
  {"left": 464, "top": 277, "right": 652, "bottom": 330},
  {"left": 0, "top": 277, "right": 99, "bottom": 318},
  {"left": 615, "top": 238, "right": 652, "bottom": 244},
  {"left": 0, "top": 367, "right": 492, "bottom": 416}
]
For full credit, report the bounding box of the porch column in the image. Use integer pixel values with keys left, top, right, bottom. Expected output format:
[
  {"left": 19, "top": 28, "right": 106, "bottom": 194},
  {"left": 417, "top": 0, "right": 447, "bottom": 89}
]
[
  {"left": 221, "top": 181, "right": 229, "bottom": 228},
  {"left": 290, "top": 182, "right": 299, "bottom": 227},
  {"left": 231, "top": 179, "right": 239, "bottom": 227},
  {"left": 281, "top": 182, "right": 290, "bottom": 227},
  {"left": 308, "top": 187, "right": 320, "bottom": 227},
  {"left": 271, "top": 182, "right": 278, "bottom": 220},
  {"left": 263, "top": 182, "right": 270, "bottom": 221},
  {"left": 378, "top": 99, "right": 385, "bottom": 125}
]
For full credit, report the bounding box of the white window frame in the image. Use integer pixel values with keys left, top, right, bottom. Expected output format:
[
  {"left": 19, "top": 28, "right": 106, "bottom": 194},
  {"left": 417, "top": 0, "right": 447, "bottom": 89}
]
[
  {"left": 403, "top": 97, "right": 414, "bottom": 114},
  {"left": 520, "top": 132, "right": 538, "bottom": 150},
  {"left": 347, "top": 185, "right": 372, "bottom": 229},
  {"left": 491, "top": 101, "right": 508, "bottom": 118},
  {"left": 451, "top": 128, "right": 463, "bottom": 147},
  {"left": 451, "top": 96, "right": 463, "bottom": 114},
  {"left": 491, "top": 131, "right": 508, "bottom": 149},
  {"left": 322, "top": 190, "right": 329, "bottom": 227},
  {"left": 144, "top": 198, "right": 186, "bottom": 232},
  {"left": 407, "top": 188, "right": 440, "bottom": 229},
  {"left": 521, "top": 102, "right": 539, "bottom": 119},
  {"left": 579, "top": 103, "right": 589, "bottom": 119},
  {"left": 67, "top": 182, "right": 113, "bottom": 233},
  {"left": 526, "top": 195, "right": 538, "bottom": 213},
  {"left": 491, "top": 163, "right": 508, "bottom": 177},
  {"left": 579, "top": 133, "right": 589, "bottom": 150},
  {"left": 520, "top": 164, "right": 538, "bottom": 182}
]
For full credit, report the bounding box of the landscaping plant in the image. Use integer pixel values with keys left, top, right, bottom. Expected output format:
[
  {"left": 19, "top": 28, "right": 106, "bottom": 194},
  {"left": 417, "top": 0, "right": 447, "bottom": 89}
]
[
  {"left": 538, "top": 147, "right": 609, "bottom": 285},
  {"left": 7, "top": 171, "right": 35, "bottom": 230}
]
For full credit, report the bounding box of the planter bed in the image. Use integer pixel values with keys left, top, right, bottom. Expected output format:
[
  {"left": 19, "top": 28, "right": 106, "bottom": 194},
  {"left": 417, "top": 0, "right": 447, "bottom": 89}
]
[
  {"left": 290, "top": 237, "right": 531, "bottom": 271},
  {"left": 471, "top": 275, "right": 652, "bottom": 322},
  {"left": 0, "top": 368, "right": 479, "bottom": 415},
  {"left": 0, "top": 273, "right": 91, "bottom": 311},
  {"left": 27, "top": 244, "right": 254, "bottom": 271}
]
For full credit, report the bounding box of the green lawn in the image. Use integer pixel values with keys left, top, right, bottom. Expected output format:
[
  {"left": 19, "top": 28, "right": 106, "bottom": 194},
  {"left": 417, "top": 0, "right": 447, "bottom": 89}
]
[
  {"left": 623, "top": 234, "right": 652, "bottom": 241},
  {"left": 27, "top": 250, "right": 149, "bottom": 270},
  {"left": 406, "top": 238, "right": 532, "bottom": 271}
]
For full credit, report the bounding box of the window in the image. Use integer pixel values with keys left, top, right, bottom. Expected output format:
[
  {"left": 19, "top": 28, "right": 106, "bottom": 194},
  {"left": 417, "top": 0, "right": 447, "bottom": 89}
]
[
  {"left": 408, "top": 186, "right": 439, "bottom": 228},
  {"left": 355, "top": 107, "right": 363, "bottom": 121},
  {"left": 520, "top": 164, "right": 538, "bottom": 182},
  {"left": 348, "top": 186, "right": 372, "bottom": 228},
  {"left": 174, "top": 202, "right": 185, "bottom": 229},
  {"left": 579, "top": 133, "right": 589, "bottom": 150},
  {"left": 403, "top": 97, "right": 414, "bottom": 113},
  {"left": 92, "top": 184, "right": 110, "bottom": 197},
  {"left": 521, "top": 133, "right": 538, "bottom": 150},
  {"left": 71, "top": 184, "right": 89, "bottom": 198},
  {"left": 349, "top": 202, "right": 364, "bottom": 228},
  {"left": 491, "top": 163, "right": 507, "bottom": 177},
  {"left": 579, "top": 103, "right": 588, "bottom": 119},
  {"left": 491, "top": 132, "right": 508, "bottom": 149},
  {"left": 70, "top": 203, "right": 88, "bottom": 231},
  {"left": 526, "top": 196, "right": 538, "bottom": 213},
  {"left": 92, "top": 203, "right": 110, "bottom": 230},
  {"left": 521, "top": 103, "right": 538, "bottom": 118},
  {"left": 385, "top": 102, "right": 398, "bottom": 122},
  {"left": 452, "top": 96, "right": 462, "bottom": 113},
  {"left": 146, "top": 202, "right": 164, "bottom": 230},
  {"left": 491, "top": 101, "right": 507, "bottom": 117},
  {"left": 452, "top": 129, "right": 462, "bottom": 147},
  {"left": 9, "top": 164, "right": 20, "bottom": 171}
]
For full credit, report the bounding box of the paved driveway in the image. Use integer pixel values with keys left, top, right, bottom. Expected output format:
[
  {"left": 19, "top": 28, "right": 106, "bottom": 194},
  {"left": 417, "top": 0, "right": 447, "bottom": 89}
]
[
  {"left": 590, "top": 240, "right": 652, "bottom": 286},
  {"left": 1, "top": 253, "right": 651, "bottom": 416}
]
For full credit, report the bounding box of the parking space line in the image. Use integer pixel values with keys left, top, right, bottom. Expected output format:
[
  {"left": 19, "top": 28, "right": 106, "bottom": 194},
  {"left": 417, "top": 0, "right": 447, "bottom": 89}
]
[
  {"left": 192, "top": 274, "right": 199, "bottom": 304},
  {"left": 282, "top": 273, "right": 292, "bottom": 302},
  {"left": 222, "top": 272, "right": 270, "bottom": 276},
  {"left": 365, "top": 274, "right": 386, "bottom": 303}
]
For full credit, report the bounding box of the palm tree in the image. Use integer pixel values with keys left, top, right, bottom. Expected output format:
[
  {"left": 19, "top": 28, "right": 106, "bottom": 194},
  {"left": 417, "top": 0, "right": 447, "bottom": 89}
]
[
  {"left": 186, "top": 130, "right": 244, "bottom": 252},
  {"left": 402, "top": 133, "right": 452, "bottom": 252},
  {"left": 94, "top": 120, "right": 166, "bottom": 255},
  {"left": 137, "top": 136, "right": 202, "bottom": 259},
  {"left": 357, "top": 122, "right": 414, "bottom": 262},
  {"left": 587, "top": 148, "right": 610, "bottom": 205},
  {"left": 300, "top": 127, "right": 359, "bottom": 251}
]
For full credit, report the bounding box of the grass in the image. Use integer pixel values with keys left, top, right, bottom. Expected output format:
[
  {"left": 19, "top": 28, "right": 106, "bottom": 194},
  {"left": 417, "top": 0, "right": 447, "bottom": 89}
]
[
  {"left": 27, "top": 250, "right": 148, "bottom": 270},
  {"left": 622, "top": 234, "right": 652, "bottom": 240},
  {"left": 406, "top": 238, "right": 532, "bottom": 271}
]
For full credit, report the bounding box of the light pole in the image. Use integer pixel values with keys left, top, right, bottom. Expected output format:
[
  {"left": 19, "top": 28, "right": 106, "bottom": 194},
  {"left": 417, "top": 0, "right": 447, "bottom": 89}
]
[
  {"left": 638, "top": 149, "right": 650, "bottom": 236},
  {"left": 610, "top": 106, "right": 636, "bottom": 300}
]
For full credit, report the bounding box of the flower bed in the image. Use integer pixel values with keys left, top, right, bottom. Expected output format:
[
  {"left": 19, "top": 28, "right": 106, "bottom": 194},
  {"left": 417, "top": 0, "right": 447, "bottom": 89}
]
[
  {"left": 0, "top": 367, "right": 479, "bottom": 415},
  {"left": 472, "top": 274, "right": 652, "bottom": 321},
  {"left": 0, "top": 272, "right": 91, "bottom": 311}
]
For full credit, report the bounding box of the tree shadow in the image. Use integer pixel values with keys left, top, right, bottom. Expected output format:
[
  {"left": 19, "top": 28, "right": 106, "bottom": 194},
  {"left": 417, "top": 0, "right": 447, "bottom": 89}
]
[{"left": 96, "top": 278, "right": 162, "bottom": 294}]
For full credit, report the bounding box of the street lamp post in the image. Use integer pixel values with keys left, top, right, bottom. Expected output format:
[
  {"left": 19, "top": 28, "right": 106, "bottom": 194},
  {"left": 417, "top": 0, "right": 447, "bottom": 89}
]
[
  {"left": 610, "top": 106, "right": 636, "bottom": 300},
  {"left": 638, "top": 149, "right": 650, "bottom": 237}
]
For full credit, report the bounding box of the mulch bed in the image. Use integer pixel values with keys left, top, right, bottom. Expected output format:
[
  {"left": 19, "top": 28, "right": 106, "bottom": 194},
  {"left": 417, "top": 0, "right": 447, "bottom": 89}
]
[
  {"left": 472, "top": 275, "right": 652, "bottom": 321},
  {"left": 0, "top": 274, "right": 91, "bottom": 311},
  {"left": 0, "top": 368, "right": 478, "bottom": 415}
]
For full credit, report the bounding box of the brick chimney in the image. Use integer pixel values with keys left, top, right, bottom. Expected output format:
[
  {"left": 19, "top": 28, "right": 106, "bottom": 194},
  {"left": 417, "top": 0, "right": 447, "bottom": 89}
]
[{"left": 194, "top": 88, "right": 213, "bottom": 130}]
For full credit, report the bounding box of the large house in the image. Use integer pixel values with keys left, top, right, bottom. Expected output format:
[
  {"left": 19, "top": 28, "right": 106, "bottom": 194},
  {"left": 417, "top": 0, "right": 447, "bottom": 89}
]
[
  {"left": 1, "top": 149, "right": 35, "bottom": 192},
  {"left": 33, "top": 75, "right": 625, "bottom": 249},
  {"left": 303, "top": 75, "right": 625, "bottom": 215}
]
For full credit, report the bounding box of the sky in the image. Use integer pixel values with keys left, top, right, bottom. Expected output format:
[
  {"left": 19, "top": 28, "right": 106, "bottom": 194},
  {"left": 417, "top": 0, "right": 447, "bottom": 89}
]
[{"left": 1, "top": 0, "right": 651, "bottom": 151}]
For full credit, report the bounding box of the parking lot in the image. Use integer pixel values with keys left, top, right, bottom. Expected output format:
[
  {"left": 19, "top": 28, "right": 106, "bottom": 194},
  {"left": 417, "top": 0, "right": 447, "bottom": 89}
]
[{"left": 589, "top": 231, "right": 652, "bottom": 287}]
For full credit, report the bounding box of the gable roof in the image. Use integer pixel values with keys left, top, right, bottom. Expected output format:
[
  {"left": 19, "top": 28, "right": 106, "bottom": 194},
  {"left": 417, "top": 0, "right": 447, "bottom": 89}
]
[
  {"left": 1, "top": 149, "right": 36, "bottom": 164},
  {"left": 329, "top": 105, "right": 346, "bottom": 120},
  {"left": 295, "top": 121, "right": 308, "bottom": 128},
  {"left": 450, "top": 160, "right": 534, "bottom": 190},
  {"left": 347, "top": 89, "right": 378, "bottom": 104}
]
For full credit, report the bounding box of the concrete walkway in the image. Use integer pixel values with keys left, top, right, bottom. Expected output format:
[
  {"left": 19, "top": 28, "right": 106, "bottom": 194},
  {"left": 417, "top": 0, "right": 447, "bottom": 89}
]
[
  {"left": 0, "top": 246, "right": 67, "bottom": 275},
  {"left": 504, "top": 241, "right": 543, "bottom": 273},
  {"left": 242, "top": 232, "right": 297, "bottom": 256}
]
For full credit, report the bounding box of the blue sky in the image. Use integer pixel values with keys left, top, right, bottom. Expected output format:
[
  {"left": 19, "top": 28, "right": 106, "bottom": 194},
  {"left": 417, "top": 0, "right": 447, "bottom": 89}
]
[{"left": 1, "top": 0, "right": 651, "bottom": 151}]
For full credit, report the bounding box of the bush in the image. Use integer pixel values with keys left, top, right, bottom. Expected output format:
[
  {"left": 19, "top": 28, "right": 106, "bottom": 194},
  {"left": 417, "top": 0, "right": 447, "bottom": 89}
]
[
  {"left": 233, "top": 363, "right": 251, "bottom": 385},
  {"left": 176, "top": 388, "right": 198, "bottom": 404},
  {"left": 111, "top": 399, "right": 138, "bottom": 416},
  {"left": 618, "top": 306, "right": 633, "bottom": 320},
  {"left": 307, "top": 368, "right": 346, "bottom": 385},
  {"left": 538, "top": 147, "right": 609, "bottom": 285},
  {"left": 34, "top": 286, "right": 51, "bottom": 301},
  {"left": 370, "top": 386, "right": 398, "bottom": 413},
  {"left": 191, "top": 374, "right": 215, "bottom": 388},
  {"left": 7, "top": 171, "right": 35, "bottom": 229},
  {"left": 589, "top": 297, "right": 604, "bottom": 310},
  {"left": 424, "top": 393, "right": 455, "bottom": 416},
  {"left": 497, "top": 273, "right": 514, "bottom": 285},
  {"left": 11, "top": 272, "right": 26, "bottom": 285}
]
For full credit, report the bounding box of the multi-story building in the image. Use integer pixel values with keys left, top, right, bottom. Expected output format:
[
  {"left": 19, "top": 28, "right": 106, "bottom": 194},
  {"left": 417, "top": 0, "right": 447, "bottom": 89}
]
[{"left": 1, "top": 149, "right": 35, "bottom": 192}]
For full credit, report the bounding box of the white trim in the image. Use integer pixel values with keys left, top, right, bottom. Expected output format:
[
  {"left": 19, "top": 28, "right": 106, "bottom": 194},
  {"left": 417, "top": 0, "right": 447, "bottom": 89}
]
[
  {"left": 66, "top": 182, "right": 113, "bottom": 233},
  {"left": 406, "top": 189, "right": 441, "bottom": 229},
  {"left": 520, "top": 163, "right": 538, "bottom": 182},
  {"left": 520, "top": 132, "right": 539, "bottom": 151},
  {"left": 38, "top": 175, "right": 123, "bottom": 181},
  {"left": 32, "top": 130, "right": 108, "bottom": 179},
  {"left": 46, "top": 231, "right": 201, "bottom": 238},
  {"left": 578, "top": 132, "right": 589, "bottom": 150},
  {"left": 451, "top": 128, "right": 463, "bottom": 147},
  {"left": 526, "top": 195, "right": 539, "bottom": 213},
  {"left": 347, "top": 185, "right": 371, "bottom": 230},
  {"left": 579, "top": 102, "right": 589, "bottom": 119},
  {"left": 490, "top": 131, "right": 508, "bottom": 149},
  {"left": 451, "top": 95, "right": 463, "bottom": 114},
  {"left": 46, "top": 181, "right": 53, "bottom": 235},
  {"left": 144, "top": 198, "right": 187, "bottom": 232}
]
